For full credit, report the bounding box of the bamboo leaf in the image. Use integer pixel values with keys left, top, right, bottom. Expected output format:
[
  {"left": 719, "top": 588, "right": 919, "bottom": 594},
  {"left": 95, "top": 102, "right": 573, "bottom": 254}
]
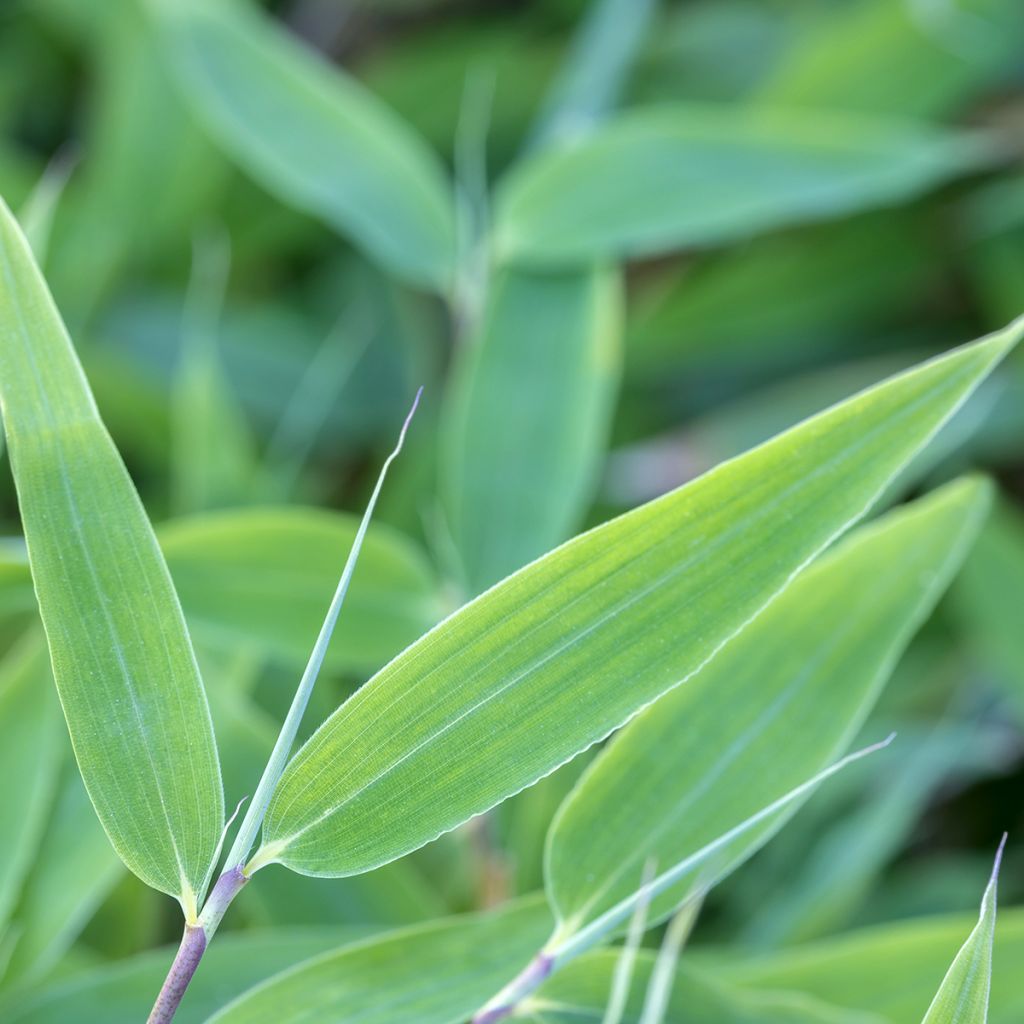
[
  {"left": 152, "top": 0, "right": 456, "bottom": 291},
  {"left": 254, "top": 319, "right": 1021, "bottom": 878},
  {"left": 441, "top": 265, "right": 622, "bottom": 594},
  {"left": 545, "top": 477, "right": 991, "bottom": 938},
  {"left": 0, "top": 197, "right": 223, "bottom": 916},
  {"left": 920, "top": 837, "right": 1006, "bottom": 1023},
  {"left": 496, "top": 105, "right": 989, "bottom": 268},
  {"left": 204, "top": 898, "right": 551, "bottom": 1024}
]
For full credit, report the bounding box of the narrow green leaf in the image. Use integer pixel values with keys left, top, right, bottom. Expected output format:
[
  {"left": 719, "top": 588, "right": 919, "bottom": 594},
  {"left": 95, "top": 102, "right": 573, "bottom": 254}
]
[
  {"left": 160, "top": 507, "right": 441, "bottom": 674},
  {"left": 0, "top": 634, "right": 60, "bottom": 936},
  {"left": 921, "top": 837, "right": 1005, "bottom": 1023},
  {"left": 442, "top": 265, "right": 622, "bottom": 594},
  {"left": 546, "top": 477, "right": 991, "bottom": 938},
  {"left": 528, "top": 0, "right": 658, "bottom": 150},
  {"left": 0, "top": 196, "right": 223, "bottom": 916},
  {"left": 255, "top": 320, "right": 1021, "bottom": 878},
  {"left": 496, "top": 104, "right": 988, "bottom": 268},
  {"left": 205, "top": 898, "right": 552, "bottom": 1024},
  {"left": 152, "top": 0, "right": 456, "bottom": 291}
]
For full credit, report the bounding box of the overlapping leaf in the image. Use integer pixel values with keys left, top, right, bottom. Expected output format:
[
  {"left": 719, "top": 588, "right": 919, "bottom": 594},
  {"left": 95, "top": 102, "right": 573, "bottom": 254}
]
[
  {"left": 152, "top": 0, "right": 456, "bottom": 291},
  {"left": 546, "top": 477, "right": 991, "bottom": 938},
  {"left": 0, "top": 198, "right": 222, "bottom": 915},
  {"left": 496, "top": 104, "right": 988, "bottom": 267},
  {"left": 253, "top": 320, "right": 1021, "bottom": 878},
  {"left": 442, "top": 265, "right": 622, "bottom": 594}
]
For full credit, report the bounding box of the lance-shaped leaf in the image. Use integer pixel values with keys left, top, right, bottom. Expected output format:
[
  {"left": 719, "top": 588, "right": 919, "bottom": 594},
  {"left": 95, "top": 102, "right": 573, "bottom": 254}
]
[
  {"left": 0, "top": 198, "right": 223, "bottom": 916},
  {"left": 495, "top": 104, "right": 988, "bottom": 268},
  {"left": 152, "top": 0, "right": 456, "bottom": 291},
  {"left": 441, "top": 265, "right": 622, "bottom": 594},
  {"left": 545, "top": 477, "right": 991, "bottom": 938},
  {"left": 0, "top": 634, "right": 60, "bottom": 936},
  {"left": 252, "top": 318, "right": 1022, "bottom": 878},
  {"left": 920, "top": 837, "right": 1005, "bottom": 1023},
  {"left": 206, "top": 898, "right": 552, "bottom": 1024}
]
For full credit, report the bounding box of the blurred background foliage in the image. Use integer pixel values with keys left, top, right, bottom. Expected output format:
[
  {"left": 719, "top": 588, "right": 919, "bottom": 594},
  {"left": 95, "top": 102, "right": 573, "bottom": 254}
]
[{"left": 1, "top": 0, "right": 1023, "bottom": 1011}]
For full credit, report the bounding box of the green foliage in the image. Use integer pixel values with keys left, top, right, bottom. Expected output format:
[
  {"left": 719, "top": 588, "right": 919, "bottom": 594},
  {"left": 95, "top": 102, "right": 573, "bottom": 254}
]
[{"left": 0, "top": 199, "right": 223, "bottom": 917}]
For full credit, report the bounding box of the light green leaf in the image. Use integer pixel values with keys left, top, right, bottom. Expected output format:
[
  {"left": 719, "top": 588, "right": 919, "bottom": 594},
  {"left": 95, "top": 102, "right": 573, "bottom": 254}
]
[
  {"left": 545, "top": 477, "right": 991, "bottom": 938},
  {"left": 206, "top": 898, "right": 552, "bottom": 1024},
  {"left": 152, "top": 0, "right": 456, "bottom": 291},
  {"left": 160, "top": 507, "right": 442, "bottom": 674},
  {"left": 254, "top": 319, "right": 1021, "bottom": 878},
  {"left": 495, "top": 104, "right": 988, "bottom": 268},
  {"left": 0, "top": 634, "right": 60, "bottom": 937},
  {"left": 0, "top": 197, "right": 223, "bottom": 916},
  {"left": 441, "top": 265, "right": 622, "bottom": 594},
  {"left": 921, "top": 837, "right": 1005, "bottom": 1023}
]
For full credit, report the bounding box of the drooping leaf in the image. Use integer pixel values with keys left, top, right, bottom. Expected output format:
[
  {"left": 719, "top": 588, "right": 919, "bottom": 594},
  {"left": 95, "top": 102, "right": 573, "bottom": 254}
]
[
  {"left": 441, "top": 265, "right": 622, "bottom": 594},
  {"left": 253, "top": 320, "right": 1021, "bottom": 878},
  {"left": 152, "top": 0, "right": 456, "bottom": 291},
  {"left": 545, "top": 477, "right": 991, "bottom": 938},
  {"left": 206, "top": 898, "right": 552, "bottom": 1024},
  {"left": 0, "top": 197, "right": 223, "bottom": 916},
  {"left": 0, "top": 634, "right": 60, "bottom": 937},
  {"left": 160, "top": 507, "right": 442, "bottom": 675},
  {"left": 495, "top": 104, "right": 988, "bottom": 268},
  {"left": 920, "top": 838, "right": 1005, "bottom": 1023}
]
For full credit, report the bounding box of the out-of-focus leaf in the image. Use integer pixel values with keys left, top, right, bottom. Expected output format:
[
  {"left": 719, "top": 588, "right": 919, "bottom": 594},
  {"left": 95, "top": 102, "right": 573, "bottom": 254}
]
[
  {"left": 951, "top": 499, "right": 1024, "bottom": 707},
  {"left": 3, "top": 764, "right": 122, "bottom": 987},
  {"left": 757, "top": 0, "right": 1024, "bottom": 118},
  {"left": 522, "top": 950, "right": 879, "bottom": 1024},
  {"left": 0, "top": 198, "right": 223, "bottom": 916},
  {"left": 153, "top": 0, "right": 456, "bottom": 291},
  {"left": 0, "top": 927, "right": 373, "bottom": 1024},
  {"left": 546, "top": 478, "right": 990, "bottom": 939},
  {"left": 0, "top": 635, "right": 60, "bottom": 937},
  {"left": 441, "top": 265, "right": 622, "bottom": 594},
  {"left": 160, "top": 507, "right": 442, "bottom": 674},
  {"left": 253, "top": 323, "right": 1020, "bottom": 878},
  {"left": 920, "top": 839, "right": 1004, "bottom": 1023},
  {"left": 171, "top": 229, "right": 257, "bottom": 515},
  {"left": 495, "top": 105, "right": 988, "bottom": 268},
  {"left": 711, "top": 908, "right": 1024, "bottom": 1023},
  {"left": 528, "top": 0, "right": 657, "bottom": 150},
  {"left": 207, "top": 898, "right": 552, "bottom": 1024}
]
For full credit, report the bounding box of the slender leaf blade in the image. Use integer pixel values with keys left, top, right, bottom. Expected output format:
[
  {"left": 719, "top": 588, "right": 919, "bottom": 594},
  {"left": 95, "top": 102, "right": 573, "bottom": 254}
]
[
  {"left": 206, "top": 899, "right": 552, "bottom": 1024},
  {"left": 546, "top": 477, "right": 992, "bottom": 935},
  {"left": 496, "top": 104, "right": 988, "bottom": 267},
  {"left": 256, "top": 320, "right": 1021, "bottom": 877},
  {"left": 0, "top": 197, "right": 223, "bottom": 914},
  {"left": 152, "top": 0, "right": 456, "bottom": 291},
  {"left": 442, "top": 265, "right": 622, "bottom": 594},
  {"left": 921, "top": 838, "right": 1005, "bottom": 1023}
]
